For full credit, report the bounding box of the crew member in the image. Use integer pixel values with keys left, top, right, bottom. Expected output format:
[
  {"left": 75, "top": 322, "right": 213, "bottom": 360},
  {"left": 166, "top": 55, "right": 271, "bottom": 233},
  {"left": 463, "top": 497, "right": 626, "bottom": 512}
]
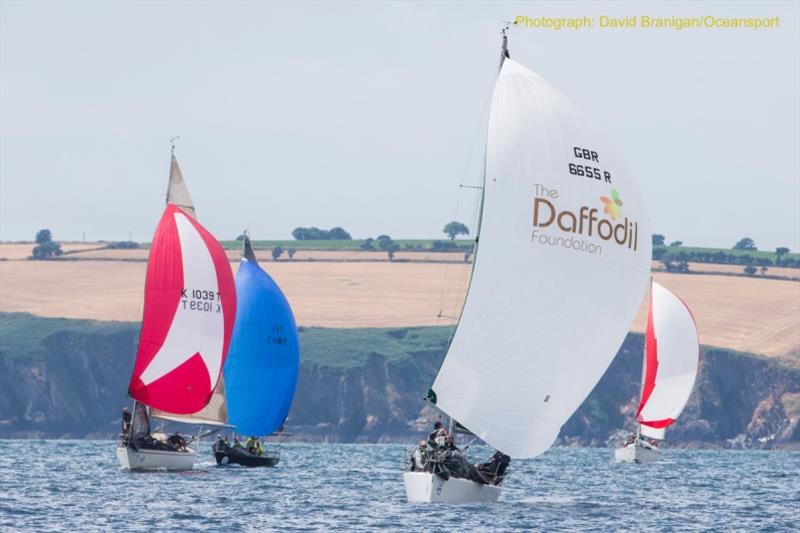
[
  {"left": 428, "top": 421, "right": 448, "bottom": 449},
  {"left": 121, "top": 407, "right": 132, "bottom": 434},
  {"left": 410, "top": 440, "right": 428, "bottom": 471}
]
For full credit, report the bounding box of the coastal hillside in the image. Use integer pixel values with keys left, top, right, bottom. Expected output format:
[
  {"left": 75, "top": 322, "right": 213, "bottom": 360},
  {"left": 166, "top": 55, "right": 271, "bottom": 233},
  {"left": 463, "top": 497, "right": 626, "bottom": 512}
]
[{"left": 1, "top": 313, "right": 797, "bottom": 448}]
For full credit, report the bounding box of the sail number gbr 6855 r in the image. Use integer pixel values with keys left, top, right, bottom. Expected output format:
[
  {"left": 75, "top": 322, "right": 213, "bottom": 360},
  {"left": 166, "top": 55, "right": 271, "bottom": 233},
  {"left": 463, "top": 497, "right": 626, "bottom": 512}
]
[
  {"left": 181, "top": 288, "right": 221, "bottom": 313},
  {"left": 569, "top": 146, "right": 612, "bottom": 183}
]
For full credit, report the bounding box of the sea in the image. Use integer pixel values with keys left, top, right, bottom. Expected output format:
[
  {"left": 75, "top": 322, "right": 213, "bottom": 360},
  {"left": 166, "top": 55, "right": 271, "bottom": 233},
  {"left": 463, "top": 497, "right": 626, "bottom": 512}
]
[{"left": 0, "top": 440, "right": 797, "bottom": 532}]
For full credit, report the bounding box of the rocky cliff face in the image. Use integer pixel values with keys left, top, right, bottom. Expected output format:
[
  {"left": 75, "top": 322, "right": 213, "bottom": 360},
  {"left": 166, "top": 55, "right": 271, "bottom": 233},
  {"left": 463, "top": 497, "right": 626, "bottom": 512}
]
[{"left": 1, "top": 313, "right": 798, "bottom": 448}]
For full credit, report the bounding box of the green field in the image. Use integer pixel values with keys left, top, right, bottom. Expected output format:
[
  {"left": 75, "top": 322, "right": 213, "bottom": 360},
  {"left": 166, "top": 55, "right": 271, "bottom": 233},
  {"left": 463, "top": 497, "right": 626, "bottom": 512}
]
[
  {"left": 0, "top": 312, "right": 135, "bottom": 361},
  {"left": 299, "top": 325, "right": 454, "bottom": 368},
  {"left": 0, "top": 312, "right": 455, "bottom": 369},
  {"left": 217, "top": 239, "right": 471, "bottom": 251}
]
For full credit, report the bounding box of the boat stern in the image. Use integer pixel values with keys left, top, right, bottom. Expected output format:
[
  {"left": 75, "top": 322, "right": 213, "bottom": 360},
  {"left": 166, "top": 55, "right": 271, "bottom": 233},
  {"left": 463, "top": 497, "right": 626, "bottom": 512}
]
[{"left": 403, "top": 472, "right": 501, "bottom": 503}]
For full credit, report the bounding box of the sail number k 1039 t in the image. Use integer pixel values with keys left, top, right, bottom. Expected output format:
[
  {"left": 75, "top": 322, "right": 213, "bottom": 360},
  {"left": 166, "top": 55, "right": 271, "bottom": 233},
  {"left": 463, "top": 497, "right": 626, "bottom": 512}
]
[{"left": 180, "top": 288, "right": 222, "bottom": 313}]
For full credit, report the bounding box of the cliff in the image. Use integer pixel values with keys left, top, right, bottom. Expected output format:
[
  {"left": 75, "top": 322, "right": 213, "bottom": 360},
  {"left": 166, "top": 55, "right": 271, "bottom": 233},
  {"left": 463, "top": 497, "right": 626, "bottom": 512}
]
[{"left": 1, "top": 313, "right": 798, "bottom": 448}]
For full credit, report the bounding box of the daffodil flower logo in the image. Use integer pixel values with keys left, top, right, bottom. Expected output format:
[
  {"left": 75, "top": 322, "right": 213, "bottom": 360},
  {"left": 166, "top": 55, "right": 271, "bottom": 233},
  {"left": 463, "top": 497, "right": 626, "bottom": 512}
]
[{"left": 601, "top": 189, "right": 623, "bottom": 220}]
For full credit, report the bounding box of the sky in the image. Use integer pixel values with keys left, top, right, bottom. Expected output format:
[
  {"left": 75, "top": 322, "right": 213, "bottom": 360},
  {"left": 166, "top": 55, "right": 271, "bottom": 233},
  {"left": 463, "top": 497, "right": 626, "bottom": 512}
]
[{"left": 1, "top": 1, "right": 798, "bottom": 251}]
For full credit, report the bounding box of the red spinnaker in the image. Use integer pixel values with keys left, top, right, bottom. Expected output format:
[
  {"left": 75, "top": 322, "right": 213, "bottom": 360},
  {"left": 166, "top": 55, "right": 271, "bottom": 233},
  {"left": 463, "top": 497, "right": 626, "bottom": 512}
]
[
  {"left": 637, "top": 284, "right": 658, "bottom": 421},
  {"left": 128, "top": 204, "right": 235, "bottom": 414}
]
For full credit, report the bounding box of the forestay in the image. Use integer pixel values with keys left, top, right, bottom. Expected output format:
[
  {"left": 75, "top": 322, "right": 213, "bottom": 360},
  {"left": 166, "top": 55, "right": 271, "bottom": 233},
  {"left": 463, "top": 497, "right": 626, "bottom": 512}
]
[
  {"left": 637, "top": 281, "right": 699, "bottom": 439},
  {"left": 223, "top": 237, "right": 300, "bottom": 436},
  {"left": 430, "top": 59, "right": 651, "bottom": 458}
]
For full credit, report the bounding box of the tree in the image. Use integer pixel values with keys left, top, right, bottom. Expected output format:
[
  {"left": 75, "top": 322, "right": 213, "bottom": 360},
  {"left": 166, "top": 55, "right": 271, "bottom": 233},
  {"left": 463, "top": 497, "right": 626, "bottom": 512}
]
[
  {"left": 292, "top": 226, "right": 352, "bottom": 240},
  {"left": 386, "top": 244, "right": 398, "bottom": 261},
  {"left": 377, "top": 235, "right": 394, "bottom": 250},
  {"left": 328, "top": 227, "right": 352, "bottom": 240},
  {"left": 272, "top": 246, "right": 283, "bottom": 261},
  {"left": 733, "top": 237, "right": 757, "bottom": 251},
  {"left": 287, "top": 248, "right": 296, "bottom": 260},
  {"left": 670, "top": 241, "right": 683, "bottom": 247},
  {"left": 759, "top": 266, "right": 769, "bottom": 276},
  {"left": 443, "top": 221, "right": 469, "bottom": 240},
  {"left": 743, "top": 265, "right": 757, "bottom": 276},
  {"left": 35, "top": 229, "right": 52, "bottom": 244},
  {"left": 652, "top": 234, "right": 665, "bottom": 246},
  {"left": 776, "top": 247, "right": 790, "bottom": 260},
  {"left": 360, "top": 238, "right": 375, "bottom": 250},
  {"left": 31, "top": 228, "right": 62, "bottom": 260}
]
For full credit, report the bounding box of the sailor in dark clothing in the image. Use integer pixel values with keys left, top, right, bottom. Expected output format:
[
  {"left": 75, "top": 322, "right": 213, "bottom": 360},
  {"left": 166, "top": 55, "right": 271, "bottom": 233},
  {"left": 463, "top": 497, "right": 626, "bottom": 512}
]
[
  {"left": 121, "top": 407, "right": 132, "bottom": 435},
  {"left": 427, "top": 421, "right": 448, "bottom": 449},
  {"left": 167, "top": 431, "right": 187, "bottom": 451},
  {"left": 474, "top": 451, "right": 511, "bottom": 485}
]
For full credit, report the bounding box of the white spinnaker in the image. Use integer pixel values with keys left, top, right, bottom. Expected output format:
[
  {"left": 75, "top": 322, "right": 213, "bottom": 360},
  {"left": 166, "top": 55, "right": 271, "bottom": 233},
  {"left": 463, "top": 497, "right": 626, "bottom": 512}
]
[
  {"left": 431, "top": 59, "right": 651, "bottom": 458},
  {"left": 167, "top": 156, "right": 196, "bottom": 220},
  {"left": 139, "top": 212, "right": 224, "bottom": 388},
  {"left": 638, "top": 282, "right": 699, "bottom": 434},
  {"left": 641, "top": 426, "right": 665, "bottom": 440}
]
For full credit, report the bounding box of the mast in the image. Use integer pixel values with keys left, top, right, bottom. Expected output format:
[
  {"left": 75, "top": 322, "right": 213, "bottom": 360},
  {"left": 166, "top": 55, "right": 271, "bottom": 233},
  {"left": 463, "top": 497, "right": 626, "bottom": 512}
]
[{"left": 637, "top": 278, "right": 653, "bottom": 438}]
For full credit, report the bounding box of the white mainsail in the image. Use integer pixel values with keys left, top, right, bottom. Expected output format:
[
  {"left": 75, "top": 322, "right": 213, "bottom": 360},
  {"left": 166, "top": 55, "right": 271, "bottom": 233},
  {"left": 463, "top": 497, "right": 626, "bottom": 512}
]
[
  {"left": 430, "top": 58, "right": 651, "bottom": 458},
  {"left": 637, "top": 281, "right": 699, "bottom": 439},
  {"left": 166, "top": 154, "right": 196, "bottom": 220}
]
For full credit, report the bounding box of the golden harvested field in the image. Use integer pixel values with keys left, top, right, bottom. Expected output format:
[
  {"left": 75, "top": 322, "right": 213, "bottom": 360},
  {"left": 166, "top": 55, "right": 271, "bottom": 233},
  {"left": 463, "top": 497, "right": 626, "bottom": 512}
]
[
  {"left": 1, "top": 259, "right": 797, "bottom": 362},
  {"left": 650, "top": 261, "right": 799, "bottom": 279},
  {"left": 0, "top": 242, "right": 105, "bottom": 260},
  {"left": 0, "top": 260, "right": 471, "bottom": 328}
]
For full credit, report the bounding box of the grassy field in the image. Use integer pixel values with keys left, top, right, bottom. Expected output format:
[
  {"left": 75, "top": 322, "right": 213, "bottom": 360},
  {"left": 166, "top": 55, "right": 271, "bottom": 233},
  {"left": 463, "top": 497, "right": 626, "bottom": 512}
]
[
  {"left": 654, "top": 245, "right": 799, "bottom": 262},
  {"left": 219, "top": 239, "right": 462, "bottom": 251},
  {"left": 0, "top": 311, "right": 455, "bottom": 369},
  {"left": 300, "top": 325, "right": 454, "bottom": 368},
  {"left": 0, "top": 312, "right": 134, "bottom": 361}
]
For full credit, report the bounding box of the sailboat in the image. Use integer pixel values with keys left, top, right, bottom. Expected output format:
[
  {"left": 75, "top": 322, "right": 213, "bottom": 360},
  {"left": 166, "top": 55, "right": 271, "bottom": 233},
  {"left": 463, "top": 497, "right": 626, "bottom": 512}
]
[
  {"left": 404, "top": 31, "right": 652, "bottom": 503},
  {"left": 615, "top": 280, "right": 699, "bottom": 464},
  {"left": 213, "top": 235, "right": 300, "bottom": 467},
  {"left": 117, "top": 146, "right": 236, "bottom": 471}
]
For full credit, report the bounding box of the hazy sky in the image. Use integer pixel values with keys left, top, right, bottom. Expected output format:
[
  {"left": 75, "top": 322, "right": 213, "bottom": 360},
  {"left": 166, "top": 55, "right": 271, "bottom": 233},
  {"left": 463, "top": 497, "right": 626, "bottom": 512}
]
[{"left": 2, "top": 1, "right": 798, "bottom": 250}]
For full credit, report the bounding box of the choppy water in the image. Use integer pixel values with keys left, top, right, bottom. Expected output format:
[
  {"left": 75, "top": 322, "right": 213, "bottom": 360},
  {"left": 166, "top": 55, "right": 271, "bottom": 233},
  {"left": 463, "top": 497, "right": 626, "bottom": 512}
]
[{"left": 0, "top": 440, "right": 798, "bottom": 531}]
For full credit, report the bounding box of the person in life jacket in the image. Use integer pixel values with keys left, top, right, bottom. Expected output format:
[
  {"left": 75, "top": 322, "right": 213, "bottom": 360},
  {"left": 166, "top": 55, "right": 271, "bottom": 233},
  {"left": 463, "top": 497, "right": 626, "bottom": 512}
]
[
  {"left": 474, "top": 451, "right": 511, "bottom": 485},
  {"left": 121, "top": 407, "right": 132, "bottom": 435},
  {"left": 245, "top": 436, "right": 257, "bottom": 454},
  {"left": 409, "top": 440, "right": 428, "bottom": 472}
]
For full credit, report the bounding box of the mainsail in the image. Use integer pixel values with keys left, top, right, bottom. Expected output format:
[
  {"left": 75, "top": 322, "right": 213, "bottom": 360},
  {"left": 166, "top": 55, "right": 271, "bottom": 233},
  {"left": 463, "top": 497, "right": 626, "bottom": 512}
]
[
  {"left": 636, "top": 281, "right": 699, "bottom": 439},
  {"left": 429, "top": 57, "right": 651, "bottom": 458},
  {"left": 223, "top": 236, "right": 300, "bottom": 436},
  {"left": 128, "top": 154, "right": 235, "bottom": 421},
  {"left": 166, "top": 154, "right": 196, "bottom": 219}
]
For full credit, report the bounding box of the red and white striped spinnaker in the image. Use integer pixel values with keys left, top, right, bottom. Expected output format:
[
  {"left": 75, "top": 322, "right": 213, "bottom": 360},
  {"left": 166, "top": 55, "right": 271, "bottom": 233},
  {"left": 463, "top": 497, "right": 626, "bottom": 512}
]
[
  {"left": 128, "top": 172, "right": 236, "bottom": 415},
  {"left": 636, "top": 281, "right": 699, "bottom": 439}
]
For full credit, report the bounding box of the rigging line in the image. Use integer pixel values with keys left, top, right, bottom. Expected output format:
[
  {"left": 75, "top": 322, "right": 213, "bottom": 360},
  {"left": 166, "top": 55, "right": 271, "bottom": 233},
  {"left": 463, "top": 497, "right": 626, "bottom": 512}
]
[{"left": 435, "top": 90, "right": 494, "bottom": 322}]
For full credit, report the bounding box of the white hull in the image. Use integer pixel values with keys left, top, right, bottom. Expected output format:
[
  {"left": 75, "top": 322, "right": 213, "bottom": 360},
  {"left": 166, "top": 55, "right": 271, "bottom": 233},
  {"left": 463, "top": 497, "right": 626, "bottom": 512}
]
[
  {"left": 614, "top": 443, "right": 662, "bottom": 464},
  {"left": 404, "top": 472, "right": 501, "bottom": 503},
  {"left": 116, "top": 446, "right": 196, "bottom": 471}
]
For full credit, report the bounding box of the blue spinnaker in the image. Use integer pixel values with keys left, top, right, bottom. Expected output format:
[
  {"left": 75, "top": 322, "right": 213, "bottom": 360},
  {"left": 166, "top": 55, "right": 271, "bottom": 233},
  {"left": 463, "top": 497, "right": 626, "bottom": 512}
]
[{"left": 224, "top": 251, "right": 299, "bottom": 436}]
